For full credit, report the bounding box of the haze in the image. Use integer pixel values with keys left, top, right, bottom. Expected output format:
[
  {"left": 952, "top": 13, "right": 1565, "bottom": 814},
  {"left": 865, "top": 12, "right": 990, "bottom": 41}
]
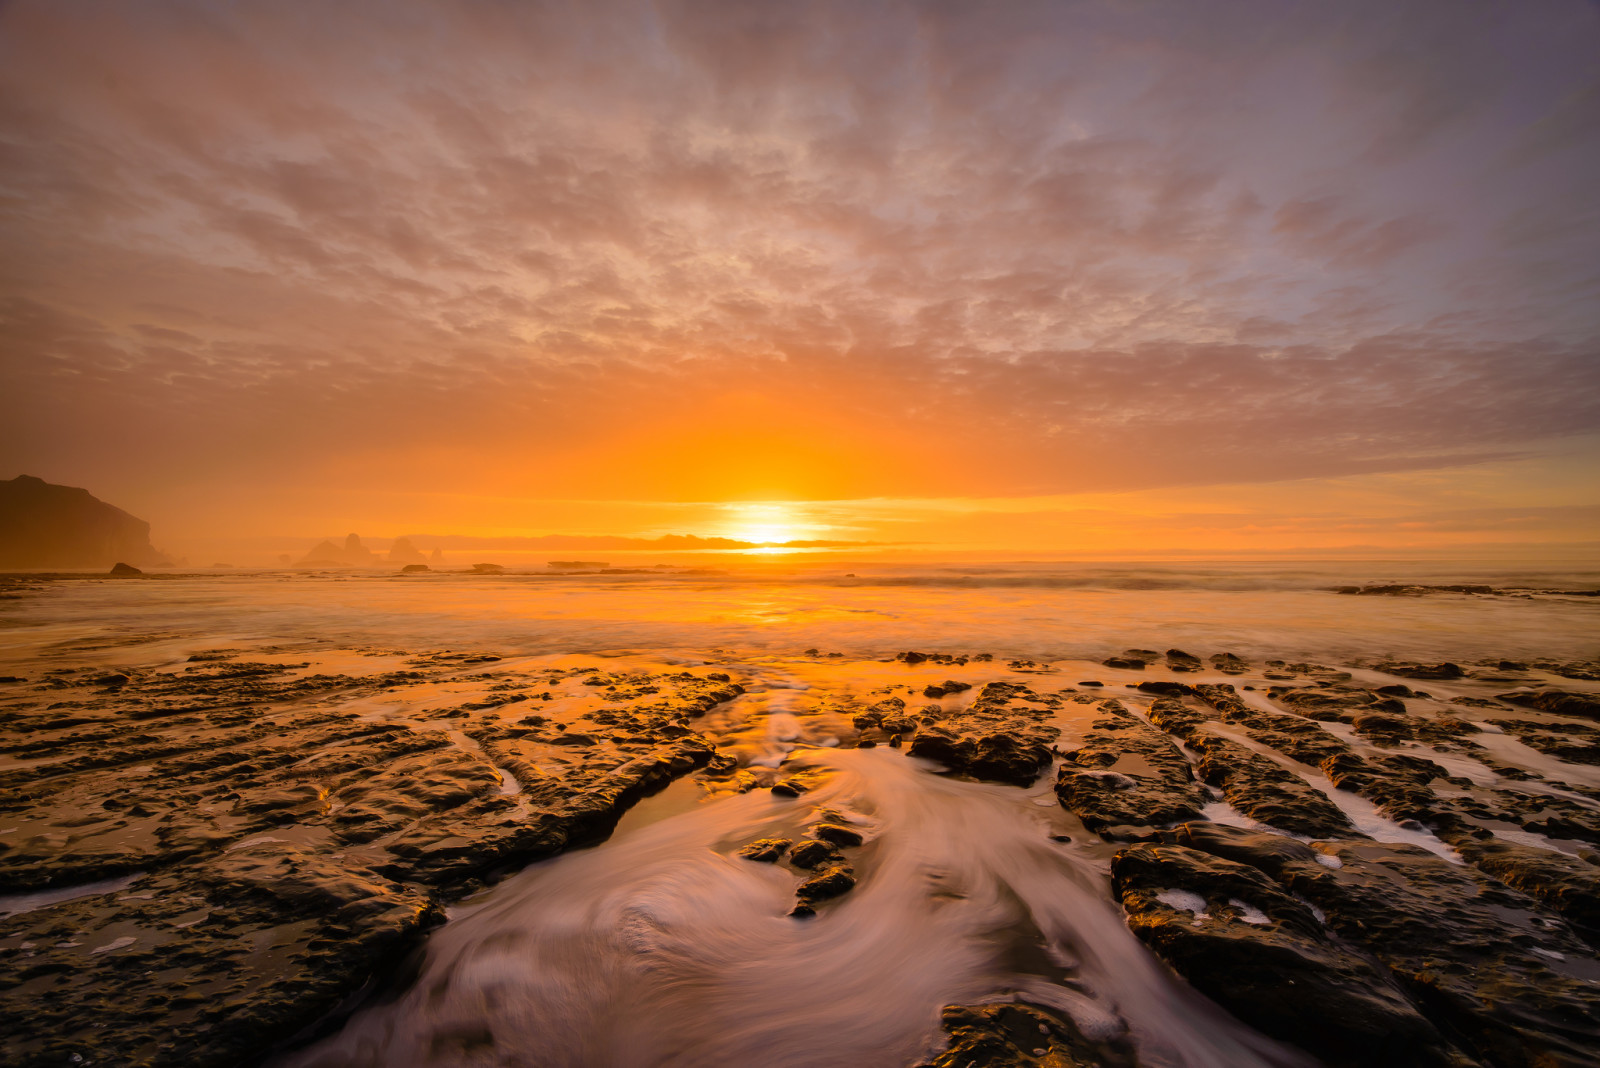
[{"left": 2, "top": 0, "right": 1597, "bottom": 563}]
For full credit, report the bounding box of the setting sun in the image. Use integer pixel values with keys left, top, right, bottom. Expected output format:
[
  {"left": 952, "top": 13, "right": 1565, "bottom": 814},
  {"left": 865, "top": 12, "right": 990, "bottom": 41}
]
[
  {"left": 2, "top": 2, "right": 1597, "bottom": 1065},
  {"left": 723, "top": 503, "right": 804, "bottom": 545}
]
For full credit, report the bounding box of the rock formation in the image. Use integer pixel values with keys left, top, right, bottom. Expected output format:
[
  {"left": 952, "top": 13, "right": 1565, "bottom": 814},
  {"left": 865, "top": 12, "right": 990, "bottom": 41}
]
[
  {"left": 297, "top": 534, "right": 378, "bottom": 567},
  {"left": 387, "top": 537, "right": 428, "bottom": 565},
  {"left": 0, "top": 475, "right": 170, "bottom": 569}
]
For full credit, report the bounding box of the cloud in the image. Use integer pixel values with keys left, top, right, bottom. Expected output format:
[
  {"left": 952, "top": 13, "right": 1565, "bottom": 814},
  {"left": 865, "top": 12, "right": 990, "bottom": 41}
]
[{"left": 0, "top": 0, "right": 1595, "bottom": 521}]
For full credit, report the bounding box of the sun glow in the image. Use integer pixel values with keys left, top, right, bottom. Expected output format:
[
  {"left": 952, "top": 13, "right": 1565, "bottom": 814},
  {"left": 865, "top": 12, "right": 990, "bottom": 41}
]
[{"left": 724, "top": 503, "right": 803, "bottom": 545}]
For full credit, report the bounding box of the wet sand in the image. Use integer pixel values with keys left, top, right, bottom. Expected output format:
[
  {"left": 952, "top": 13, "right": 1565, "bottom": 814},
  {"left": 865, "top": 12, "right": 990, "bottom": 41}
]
[{"left": 1, "top": 569, "right": 1598, "bottom": 1066}]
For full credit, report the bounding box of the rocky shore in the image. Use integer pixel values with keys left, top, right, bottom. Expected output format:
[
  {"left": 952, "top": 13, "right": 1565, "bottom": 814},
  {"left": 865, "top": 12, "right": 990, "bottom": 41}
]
[{"left": 3, "top": 634, "right": 1599, "bottom": 1066}]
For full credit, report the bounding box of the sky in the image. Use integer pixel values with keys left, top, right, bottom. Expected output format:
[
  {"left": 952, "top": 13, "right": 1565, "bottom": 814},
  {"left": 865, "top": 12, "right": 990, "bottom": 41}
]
[{"left": 1, "top": 0, "right": 1597, "bottom": 562}]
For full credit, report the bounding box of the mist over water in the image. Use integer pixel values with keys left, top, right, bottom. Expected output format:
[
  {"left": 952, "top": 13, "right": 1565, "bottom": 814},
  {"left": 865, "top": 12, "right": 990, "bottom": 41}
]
[{"left": 5, "top": 561, "right": 1596, "bottom": 666}]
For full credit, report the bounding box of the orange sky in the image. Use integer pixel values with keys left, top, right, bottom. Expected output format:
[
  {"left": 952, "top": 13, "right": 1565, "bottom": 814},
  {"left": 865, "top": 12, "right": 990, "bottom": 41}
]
[{"left": 1, "top": 1, "right": 1597, "bottom": 564}]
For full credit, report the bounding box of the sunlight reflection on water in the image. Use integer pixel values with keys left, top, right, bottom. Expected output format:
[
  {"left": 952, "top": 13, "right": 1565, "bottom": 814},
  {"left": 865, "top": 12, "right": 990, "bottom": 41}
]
[{"left": 1, "top": 562, "right": 1595, "bottom": 665}]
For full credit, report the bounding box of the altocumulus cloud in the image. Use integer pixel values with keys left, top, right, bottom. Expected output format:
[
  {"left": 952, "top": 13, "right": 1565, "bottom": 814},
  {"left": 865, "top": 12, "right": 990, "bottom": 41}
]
[{"left": 0, "top": 0, "right": 1596, "bottom": 500}]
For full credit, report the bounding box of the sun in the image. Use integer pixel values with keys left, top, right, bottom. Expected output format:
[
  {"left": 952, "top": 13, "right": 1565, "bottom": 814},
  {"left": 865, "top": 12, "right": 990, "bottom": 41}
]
[{"left": 725, "top": 503, "right": 801, "bottom": 545}]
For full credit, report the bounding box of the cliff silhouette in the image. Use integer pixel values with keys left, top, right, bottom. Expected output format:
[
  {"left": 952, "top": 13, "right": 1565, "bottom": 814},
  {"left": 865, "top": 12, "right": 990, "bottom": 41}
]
[{"left": 0, "top": 475, "right": 171, "bottom": 569}]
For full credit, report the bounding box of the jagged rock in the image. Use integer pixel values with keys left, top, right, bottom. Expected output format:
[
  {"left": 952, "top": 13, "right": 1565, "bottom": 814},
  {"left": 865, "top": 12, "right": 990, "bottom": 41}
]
[
  {"left": 108, "top": 561, "right": 143, "bottom": 576},
  {"left": 788, "top": 839, "right": 843, "bottom": 870},
  {"left": 796, "top": 864, "right": 855, "bottom": 904},
  {"left": 1209, "top": 652, "right": 1250, "bottom": 674},
  {"left": 926, "top": 1002, "right": 1136, "bottom": 1068},
  {"left": 908, "top": 682, "right": 1059, "bottom": 786},
  {"left": 1165, "top": 649, "right": 1202, "bottom": 672},
  {"left": 0, "top": 657, "right": 740, "bottom": 1065},
  {"left": 1056, "top": 706, "right": 1206, "bottom": 834},
  {"left": 1497, "top": 690, "right": 1600, "bottom": 723},
  {"left": 1181, "top": 831, "right": 1600, "bottom": 1067},
  {"left": 736, "top": 837, "right": 792, "bottom": 862},
  {"left": 812, "top": 822, "right": 864, "bottom": 847},
  {"left": 1112, "top": 843, "right": 1458, "bottom": 1068},
  {"left": 1146, "top": 693, "right": 1354, "bottom": 837},
  {"left": 1378, "top": 661, "right": 1466, "bottom": 680},
  {"left": 1269, "top": 685, "right": 1403, "bottom": 723},
  {"left": 1449, "top": 837, "right": 1600, "bottom": 942}
]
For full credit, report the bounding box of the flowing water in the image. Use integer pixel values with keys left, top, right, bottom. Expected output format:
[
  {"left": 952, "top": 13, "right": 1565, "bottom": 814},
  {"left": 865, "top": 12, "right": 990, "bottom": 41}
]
[
  {"left": 4, "top": 560, "right": 1597, "bottom": 1066},
  {"left": 285, "top": 747, "right": 1310, "bottom": 1068},
  {"left": 3, "top": 560, "right": 1598, "bottom": 665}
]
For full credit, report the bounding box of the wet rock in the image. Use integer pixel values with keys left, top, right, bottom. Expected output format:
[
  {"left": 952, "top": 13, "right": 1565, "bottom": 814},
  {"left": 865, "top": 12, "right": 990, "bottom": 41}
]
[
  {"left": 852, "top": 695, "right": 905, "bottom": 730},
  {"left": 1146, "top": 692, "right": 1354, "bottom": 837},
  {"left": 1337, "top": 584, "right": 1497, "bottom": 597},
  {"left": 1056, "top": 710, "right": 1205, "bottom": 835},
  {"left": 923, "top": 680, "right": 973, "bottom": 698},
  {"left": 108, "top": 562, "right": 143, "bottom": 576},
  {"left": 787, "top": 839, "right": 843, "bottom": 870},
  {"left": 1192, "top": 684, "right": 1352, "bottom": 760},
  {"left": 795, "top": 864, "right": 856, "bottom": 904},
  {"left": 1449, "top": 838, "right": 1600, "bottom": 943},
  {"left": 1487, "top": 718, "right": 1600, "bottom": 766},
  {"left": 0, "top": 654, "right": 743, "bottom": 1063},
  {"left": 399, "top": 563, "right": 430, "bottom": 573},
  {"left": 1350, "top": 711, "right": 1414, "bottom": 745},
  {"left": 469, "top": 563, "right": 504, "bottom": 574},
  {"left": 1170, "top": 821, "right": 1321, "bottom": 876},
  {"left": 908, "top": 682, "right": 1059, "bottom": 786},
  {"left": 812, "top": 823, "right": 864, "bottom": 847},
  {"left": 770, "top": 767, "right": 833, "bottom": 797},
  {"left": 1378, "top": 661, "right": 1466, "bottom": 680},
  {"left": 1224, "top": 837, "right": 1600, "bottom": 1067},
  {"left": 1496, "top": 689, "right": 1600, "bottom": 723},
  {"left": 1209, "top": 652, "right": 1249, "bottom": 674},
  {"left": 1135, "top": 680, "right": 1189, "bottom": 696},
  {"left": 1183, "top": 733, "right": 1354, "bottom": 838},
  {"left": 927, "top": 1002, "right": 1136, "bottom": 1068},
  {"left": 1100, "top": 656, "right": 1146, "bottom": 670},
  {"left": 1165, "top": 649, "right": 1202, "bottom": 672},
  {"left": 1317, "top": 752, "right": 1438, "bottom": 823},
  {"left": 1269, "top": 685, "right": 1400, "bottom": 723},
  {"left": 736, "top": 837, "right": 793, "bottom": 862},
  {"left": 1113, "top": 844, "right": 1458, "bottom": 1068}
]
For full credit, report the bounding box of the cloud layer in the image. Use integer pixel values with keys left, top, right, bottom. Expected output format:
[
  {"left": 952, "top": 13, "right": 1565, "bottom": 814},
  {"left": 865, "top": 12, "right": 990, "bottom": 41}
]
[{"left": 1, "top": 0, "right": 1597, "bottom": 521}]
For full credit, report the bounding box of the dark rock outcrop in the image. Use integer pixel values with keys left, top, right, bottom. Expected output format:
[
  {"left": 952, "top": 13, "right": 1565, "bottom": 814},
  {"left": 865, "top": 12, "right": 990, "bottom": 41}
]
[
  {"left": 1112, "top": 843, "right": 1457, "bottom": 1067},
  {"left": 1056, "top": 703, "right": 1206, "bottom": 834},
  {"left": 0, "top": 475, "right": 170, "bottom": 569},
  {"left": 926, "top": 1002, "right": 1137, "bottom": 1068},
  {"left": 1497, "top": 690, "right": 1600, "bottom": 723},
  {"left": 908, "top": 682, "right": 1060, "bottom": 786},
  {"left": 1171, "top": 825, "right": 1600, "bottom": 1068},
  {"left": 0, "top": 658, "right": 741, "bottom": 1064}
]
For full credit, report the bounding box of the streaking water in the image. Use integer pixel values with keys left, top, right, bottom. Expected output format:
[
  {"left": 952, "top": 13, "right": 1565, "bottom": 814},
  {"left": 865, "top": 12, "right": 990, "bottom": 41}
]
[
  {"left": 2, "top": 560, "right": 1596, "bottom": 665},
  {"left": 284, "top": 748, "right": 1311, "bottom": 1068}
]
